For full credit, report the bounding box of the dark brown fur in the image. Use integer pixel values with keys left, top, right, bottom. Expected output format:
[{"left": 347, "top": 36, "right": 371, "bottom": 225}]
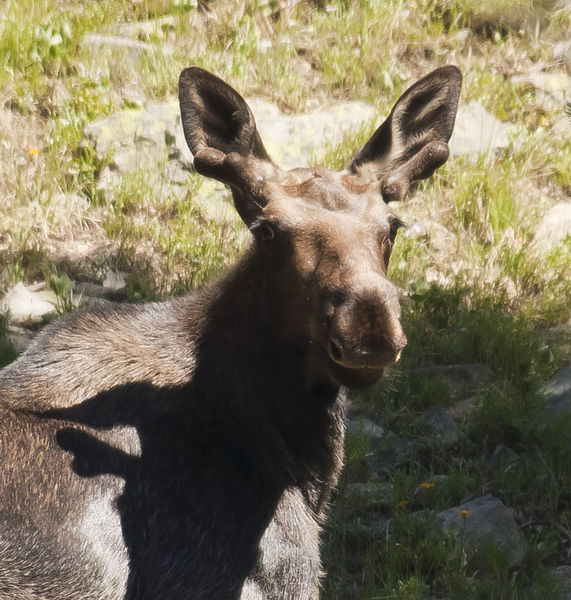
[{"left": 0, "top": 66, "right": 461, "bottom": 599}]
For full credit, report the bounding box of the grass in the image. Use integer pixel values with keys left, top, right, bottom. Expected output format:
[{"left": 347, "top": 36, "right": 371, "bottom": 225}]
[{"left": 0, "top": 0, "right": 570, "bottom": 598}]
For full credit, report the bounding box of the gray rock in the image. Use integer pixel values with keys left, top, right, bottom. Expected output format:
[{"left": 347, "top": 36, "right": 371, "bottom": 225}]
[
  {"left": 81, "top": 33, "right": 155, "bottom": 55},
  {"left": 490, "top": 445, "right": 519, "bottom": 470},
  {"left": 347, "top": 417, "right": 385, "bottom": 440},
  {"left": 449, "top": 395, "right": 481, "bottom": 422},
  {"left": 511, "top": 72, "right": 571, "bottom": 112},
  {"left": 103, "top": 270, "right": 128, "bottom": 292},
  {"left": 253, "top": 101, "right": 376, "bottom": 169},
  {"left": 412, "top": 364, "right": 495, "bottom": 398},
  {"left": 82, "top": 98, "right": 376, "bottom": 208},
  {"left": 6, "top": 324, "right": 36, "bottom": 354},
  {"left": 543, "top": 366, "right": 571, "bottom": 413},
  {"left": 449, "top": 101, "right": 516, "bottom": 158},
  {"left": 369, "top": 431, "right": 413, "bottom": 476},
  {"left": 0, "top": 282, "right": 57, "bottom": 324},
  {"left": 115, "top": 16, "right": 178, "bottom": 41},
  {"left": 344, "top": 482, "right": 392, "bottom": 505},
  {"left": 533, "top": 202, "right": 571, "bottom": 254},
  {"left": 82, "top": 100, "right": 192, "bottom": 192},
  {"left": 436, "top": 495, "right": 525, "bottom": 568},
  {"left": 403, "top": 219, "right": 457, "bottom": 253},
  {"left": 553, "top": 566, "right": 571, "bottom": 599},
  {"left": 423, "top": 406, "right": 459, "bottom": 445}
]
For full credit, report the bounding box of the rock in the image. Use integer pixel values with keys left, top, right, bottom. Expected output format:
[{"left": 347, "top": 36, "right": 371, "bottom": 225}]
[
  {"left": 552, "top": 566, "right": 571, "bottom": 600},
  {"left": 412, "top": 364, "right": 495, "bottom": 398},
  {"left": 6, "top": 324, "right": 36, "bottom": 354},
  {"left": 423, "top": 406, "right": 459, "bottom": 445},
  {"left": 347, "top": 417, "right": 385, "bottom": 440},
  {"left": 253, "top": 101, "right": 376, "bottom": 169},
  {"left": 436, "top": 495, "right": 525, "bottom": 568},
  {"left": 344, "top": 482, "right": 392, "bottom": 505},
  {"left": 543, "top": 366, "right": 571, "bottom": 413},
  {"left": 81, "top": 100, "right": 192, "bottom": 192},
  {"left": 368, "top": 431, "right": 413, "bottom": 477},
  {"left": 511, "top": 72, "right": 571, "bottom": 112},
  {"left": 490, "top": 445, "right": 519, "bottom": 470},
  {"left": 533, "top": 202, "right": 571, "bottom": 254},
  {"left": 81, "top": 33, "right": 155, "bottom": 55},
  {"left": 449, "top": 395, "right": 481, "bottom": 422},
  {"left": 103, "top": 270, "right": 128, "bottom": 292},
  {"left": 82, "top": 98, "right": 376, "bottom": 202},
  {"left": 0, "top": 282, "right": 57, "bottom": 324},
  {"left": 115, "top": 16, "right": 178, "bottom": 41},
  {"left": 403, "top": 219, "right": 457, "bottom": 253},
  {"left": 449, "top": 101, "right": 516, "bottom": 158}
]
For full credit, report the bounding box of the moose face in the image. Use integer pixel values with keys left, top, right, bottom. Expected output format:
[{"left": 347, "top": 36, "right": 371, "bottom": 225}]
[
  {"left": 179, "top": 66, "right": 462, "bottom": 388},
  {"left": 247, "top": 167, "right": 406, "bottom": 387}
]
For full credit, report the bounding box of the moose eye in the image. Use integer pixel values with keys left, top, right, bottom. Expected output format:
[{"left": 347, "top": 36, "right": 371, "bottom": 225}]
[{"left": 253, "top": 220, "right": 276, "bottom": 242}]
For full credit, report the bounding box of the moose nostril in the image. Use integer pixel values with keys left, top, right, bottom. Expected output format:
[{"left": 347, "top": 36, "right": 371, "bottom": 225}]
[{"left": 329, "top": 341, "right": 342, "bottom": 362}]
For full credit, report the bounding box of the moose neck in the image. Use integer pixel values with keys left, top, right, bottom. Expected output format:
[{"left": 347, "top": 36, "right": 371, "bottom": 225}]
[
  {"left": 188, "top": 246, "right": 345, "bottom": 496},
  {"left": 197, "top": 245, "right": 339, "bottom": 405}
]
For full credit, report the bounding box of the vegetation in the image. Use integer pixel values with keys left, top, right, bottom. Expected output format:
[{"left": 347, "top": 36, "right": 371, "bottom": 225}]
[{"left": 0, "top": 0, "right": 569, "bottom": 598}]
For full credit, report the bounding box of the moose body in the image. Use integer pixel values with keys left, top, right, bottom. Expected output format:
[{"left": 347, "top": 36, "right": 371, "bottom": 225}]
[{"left": 0, "top": 66, "right": 461, "bottom": 599}]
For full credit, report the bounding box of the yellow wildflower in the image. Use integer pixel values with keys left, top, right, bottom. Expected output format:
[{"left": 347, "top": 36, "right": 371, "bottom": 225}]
[
  {"left": 28, "top": 148, "right": 39, "bottom": 158},
  {"left": 396, "top": 500, "right": 408, "bottom": 508},
  {"left": 460, "top": 509, "right": 471, "bottom": 519},
  {"left": 420, "top": 482, "right": 435, "bottom": 489}
]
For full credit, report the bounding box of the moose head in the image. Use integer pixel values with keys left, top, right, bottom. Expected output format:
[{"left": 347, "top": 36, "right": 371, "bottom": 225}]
[{"left": 179, "top": 66, "right": 461, "bottom": 389}]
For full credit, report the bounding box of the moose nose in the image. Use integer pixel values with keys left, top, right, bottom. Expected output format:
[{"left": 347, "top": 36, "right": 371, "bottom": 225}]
[{"left": 325, "top": 288, "right": 406, "bottom": 370}]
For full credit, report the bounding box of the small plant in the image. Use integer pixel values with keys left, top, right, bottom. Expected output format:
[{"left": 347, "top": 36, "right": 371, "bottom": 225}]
[{"left": 45, "top": 269, "right": 75, "bottom": 315}]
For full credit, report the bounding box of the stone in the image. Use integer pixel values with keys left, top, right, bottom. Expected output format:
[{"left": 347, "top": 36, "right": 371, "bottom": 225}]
[
  {"left": 436, "top": 495, "right": 525, "bottom": 568},
  {"left": 81, "top": 34, "right": 155, "bottom": 55},
  {"left": 403, "top": 219, "right": 457, "bottom": 253},
  {"left": 490, "top": 445, "right": 519, "bottom": 471},
  {"left": 449, "top": 395, "right": 481, "bottom": 422},
  {"left": 552, "top": 566, "right": 571, "bottom": 600},
  {"left": 449, "top": 101, "right": 516, "bottom": 158},
  {"left": 82, "top": 98, "right": 376, "bottom": 204},
  {"left": 511, "top": 72, "right": 571, "bottom": 112},
  {"left": 533, "top": 202, "right": 571, "bottom": 254},
  {"left": 344, "top": 482, "right": 393, "bottom": 505},
  {"left": 347, "top": 417, "right": 385, "bottom": 440},
  {"left": 6, "top": 324, "right": 36, "bottom": 354},
  {"left": 103, "top": 270, "right": 128, "bottom": 292},
  {"left": 0, "top": 282, "right": 57, "bottom": 324},
  {"left": 81, "top": 100, "right": 192, "bottom": 192},
  {"left": 423, "top": 406, "right": 459, "bottom": 445},
  {"left": 368, "top": 431, "right": 413, "bottom": 477},
  {"left": 543, "top": 366, "right": 571, "bottom": 413},
  {"left": 253, "top": 101, "right": 376, "bottom": 169},
  {"left": 115, "top": 16, "right": 178, "bottom": 41}
]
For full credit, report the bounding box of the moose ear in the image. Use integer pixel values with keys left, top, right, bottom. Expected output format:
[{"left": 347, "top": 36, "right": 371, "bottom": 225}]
[
  {"left": 179, "top": 67, "right": 276, "bottom": 225},
  {"left": 348, "top": 66, "right": 462, "bottom": 202}
]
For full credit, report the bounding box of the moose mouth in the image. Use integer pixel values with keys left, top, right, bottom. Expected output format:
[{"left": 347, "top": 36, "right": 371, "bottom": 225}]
[{"left": 327, "top": 359, "right": 387, "bottom": 388}]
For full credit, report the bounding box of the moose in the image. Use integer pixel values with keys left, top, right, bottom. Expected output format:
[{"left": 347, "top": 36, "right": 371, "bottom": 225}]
[{"left": 0, "top": 66, "right": 461, "bottom": 599}]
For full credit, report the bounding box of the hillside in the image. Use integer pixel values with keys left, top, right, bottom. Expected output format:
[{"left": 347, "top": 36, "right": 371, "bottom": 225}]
[{"left": 0, "top": 0, "right": 570, "bottom": 598}]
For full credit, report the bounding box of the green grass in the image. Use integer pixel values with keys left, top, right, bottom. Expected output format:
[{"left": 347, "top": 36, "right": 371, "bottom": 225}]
[{"left": 1, "top": 0, "right": 570, "bottom": 598}]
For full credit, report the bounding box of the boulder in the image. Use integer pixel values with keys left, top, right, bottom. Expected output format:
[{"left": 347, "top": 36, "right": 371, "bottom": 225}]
[
  {"left": 449, "top": 101, "right": 516, "bottom": 158},
  {"left": 0, "top": 282, "right": 58, "bottom": 324},
  {"left": 532, "top": 202, "right": 571, "bottom": 254},
  {"left": 436, "top": 495, "right": 525, "bottom": 568},
  {"left": 543, "top": 366, "right": 571, "bottom": 413},
  {"left": 511, "top": 71, "right": 571, "bottom": 112}
]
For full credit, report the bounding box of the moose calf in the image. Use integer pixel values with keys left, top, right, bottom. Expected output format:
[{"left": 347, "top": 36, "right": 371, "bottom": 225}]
[{"left": 0, "top": 66, "right": 461, "bottom": 599}]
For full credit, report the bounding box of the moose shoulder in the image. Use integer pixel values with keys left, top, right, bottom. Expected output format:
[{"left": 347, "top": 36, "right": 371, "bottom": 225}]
[{"left": 0, "top": 66, "right": 461, "bottom": 599}]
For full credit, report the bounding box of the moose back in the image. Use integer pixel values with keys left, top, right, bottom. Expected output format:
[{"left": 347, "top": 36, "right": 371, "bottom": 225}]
[{"left": 0, "top": 66, "right": 461, "bottom": 599}]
